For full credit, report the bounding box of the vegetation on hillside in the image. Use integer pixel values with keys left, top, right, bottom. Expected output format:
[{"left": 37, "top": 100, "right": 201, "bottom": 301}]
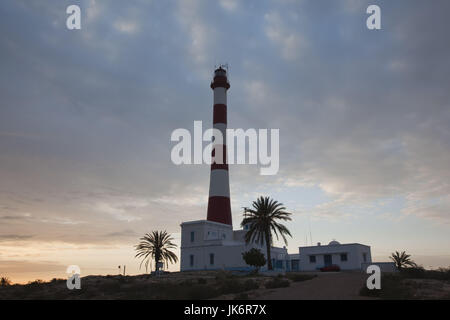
[
  {"left": 360, "top": 251, "right": 450, "bottom": 299},
  {"left": 0, "top": 271, "right": 267, "bottom": 300}
]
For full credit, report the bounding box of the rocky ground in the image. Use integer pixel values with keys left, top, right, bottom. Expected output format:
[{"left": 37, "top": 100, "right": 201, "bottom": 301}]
[{"left": 1, "top": 270, "right": 449, "bottom": 300}]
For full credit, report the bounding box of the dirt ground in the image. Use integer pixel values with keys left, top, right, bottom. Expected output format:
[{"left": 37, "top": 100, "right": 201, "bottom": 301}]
[{"left": 218, "top": 272, "right": 375, "bottom": 300}]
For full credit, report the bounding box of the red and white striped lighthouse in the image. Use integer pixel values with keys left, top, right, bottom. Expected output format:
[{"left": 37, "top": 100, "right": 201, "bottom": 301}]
[{"left": 207, "top": 67, "right": 232, "bottom": 226}]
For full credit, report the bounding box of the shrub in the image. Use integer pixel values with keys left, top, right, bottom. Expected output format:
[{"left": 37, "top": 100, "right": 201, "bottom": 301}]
[
  {"left": 216, "top": 277, "right": 260, "bottom": 296},
  {"left": 218, "top": 278, "right": 245, "bottom": 295},
  {"left": 428, "top": 267, "right": 450, "bottom": 281},
  {"left": 234, "top": 292, "right": 249, "bottom": 300},
  {"left": 197, "top": 278, "right": 207, "bottom": 285},
  {"left": 243, "top": 279, "right": 259, "bottom": 291},
  {"left": 359, "top": 274, "right": 414, "bottom": 299},
  {"left": 0, "top": 277, "right": 12, "bottom": 287},
  {"left": 400, "top": 266, "right": 426, "bottom": 279},
  {"left": 265, "top": 278, "right": 290, "bottom": 289},
  {"left": 180, "top": 279, "right": 194, "bottom": 286},
  {"left": 286, "top": 274, "right": 317, "bottom": 282},
  {"left": 215, "top": 270, "right": 235, "bottom": 281},
  {"left": 185, "top": 284, "right": 217, "bottom": 299},
  {"left": 242, "top": 248, "right": 266, "bottom": 273},
  {"left": 400, "top": 266, "right": 450, "bottom": 281},
  {"left": 98, "top": 279, "right": 122, "bottom": 292}
]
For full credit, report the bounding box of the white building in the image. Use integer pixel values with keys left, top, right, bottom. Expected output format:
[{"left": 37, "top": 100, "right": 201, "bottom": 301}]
[
  {"left": 180, "top": 220, "right": 289, "bottom": 272},
  {"left": 298, "top": 241, "right": 372, "bottom": 271},
  {"left": 180, "top": 223, "right": 374, "bottom": 272}
]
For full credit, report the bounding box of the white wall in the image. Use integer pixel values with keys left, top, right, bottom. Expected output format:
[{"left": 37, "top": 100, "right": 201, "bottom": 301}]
[
  {"left": 298, "top": 243, "right": 372, "bottom": 271},
  {"left": 180, "top": 220, "right": 288, "bottom": 271}
]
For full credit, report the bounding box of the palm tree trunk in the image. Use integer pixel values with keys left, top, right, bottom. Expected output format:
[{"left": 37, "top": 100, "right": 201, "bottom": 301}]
[{"left": 265, "top": 231, "right": 273, "bottom": 270}]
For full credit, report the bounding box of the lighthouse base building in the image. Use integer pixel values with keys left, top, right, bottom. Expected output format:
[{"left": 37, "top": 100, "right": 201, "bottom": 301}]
[{"left": 180, "top": 220, "right": 290, "bottom": 272}]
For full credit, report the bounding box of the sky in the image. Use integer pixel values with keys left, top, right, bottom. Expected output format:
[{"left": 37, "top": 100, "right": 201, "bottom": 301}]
[{"left": 1, "top": 0, "right": 449, "bottom": 283}]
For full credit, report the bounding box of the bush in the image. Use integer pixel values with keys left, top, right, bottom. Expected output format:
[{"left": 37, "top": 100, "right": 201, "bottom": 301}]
[
  {"left": 242, "top": 248, "right": 266, "bottom": 273},
  {"left": 185, "top": 284, "right": 217, "bottom": 299},
  {"left": 265, "top": 278, "right": 290, "bottom": 289},
  {"left": 218, "top": 278, "right": 246, "bottom": 295},
  {"left": 0, "top": 277, "right": 12, "bottom": 287},
  {"left": 197, "top": 278, "right": 207, "bottom": 285},
  {"left": 215, "top": 270, "right": 235, "bottom": 281},
  {"left": 98, "top": 279, "right": 122, "bottom": 292},
  {"left": 359, "top": 274, "right": 414, "bottom": 299},
  {"left": 180, "top": 279, "right": 194, "bottom": 286},
  {"left": 286, "top": 274, "right": 317, "bottom": 282},
  {"left": 243, "top": 279, "right": 259, "bottom": 291},
  {"left": 234, "top": 292, "right": 249, "bottom": 300},
  {"left": 400, "top": 266, "right": 450, "bottom": 281},
  {"left": 400, "top": 266, "right": 426, "bottom": 279},
  {"left": 216, "top": 278, "right": 260, "bottom": 296},
  {"left": 428, "top": 267, "right": 450, "bottom": 281},
  {"left": 50, "top": 278, "right": 65, "bottom": 284}
]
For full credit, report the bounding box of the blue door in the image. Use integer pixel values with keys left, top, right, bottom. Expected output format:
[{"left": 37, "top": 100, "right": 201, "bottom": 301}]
[{"left": 324, "top": 254, "right": 332, "bottom": 266}]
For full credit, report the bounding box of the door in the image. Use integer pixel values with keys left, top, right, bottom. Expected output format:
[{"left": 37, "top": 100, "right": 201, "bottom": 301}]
[{"left": 324, "top": 254, "right": 332, "bottom": 266}]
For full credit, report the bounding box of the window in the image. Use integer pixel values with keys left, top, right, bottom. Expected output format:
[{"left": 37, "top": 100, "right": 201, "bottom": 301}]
[
  {"left": 190, "top": 231, "right": 195, "bottom": 242},
  {"left": 363, "top": 253, "right": 367, "bottom": 262},
  {"left": 276, "top": 260, "right": 283, "bottom": 269},
  {"left": 309, "top": 255, "right": 316, "bottom": 263},
  {"left": 340, "top": 253, "right": 348, "bottom": 261},
  {"left": 210, "top": 253, "right": 214, "bottom": 265},
  {"left": 190, "top": 254, "right": 194, "bottom": 267}
]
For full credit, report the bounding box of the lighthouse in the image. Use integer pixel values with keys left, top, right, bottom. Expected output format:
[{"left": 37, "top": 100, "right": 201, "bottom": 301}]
[
  {"left": 207, "top": 66, "right": 232, "bottom": 226},
  {"left": 179, "top": 67, "right": 290, "bottom": 272}
]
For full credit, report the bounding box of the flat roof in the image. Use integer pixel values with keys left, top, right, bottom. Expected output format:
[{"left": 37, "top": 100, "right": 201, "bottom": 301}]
[
  {"left": 180, "top": 219, "right": 233, "bottom": 228},
  {"left": 299, "top": 243, "right": 370, "bottom": 249}
]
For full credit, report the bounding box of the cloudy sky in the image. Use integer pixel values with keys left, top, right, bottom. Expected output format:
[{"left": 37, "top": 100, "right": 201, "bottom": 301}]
[{"left": 1, "top": 0, "right": 449, "bottom": 283}]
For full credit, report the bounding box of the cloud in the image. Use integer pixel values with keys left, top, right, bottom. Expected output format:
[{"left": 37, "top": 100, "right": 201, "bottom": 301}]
[
  {"left": 219, "top": 0, "right": 239, "bottom": 12},
  {"left": 0, "top": 0, "right": 449, "bottom": 276},
  {"left": 264, "top": 11, "right": 307, "bottom": 61},
  {"left": 93, "top": 197, "right": 147, "bottom": 222},
  {"left": 103, "top": 229, "right": 138, "bottom": 238},
  {"left": 114, "top": 20, "right": 139, "bottom": 34},
  {"left": 0, "top": 259, "right": 64, "bottom": 273},
  {"left": 177, "top": 0, "right": 217, "bottom": 78},
  {"left": 0, "top": 234, "right": 33, "bottom": 241}
]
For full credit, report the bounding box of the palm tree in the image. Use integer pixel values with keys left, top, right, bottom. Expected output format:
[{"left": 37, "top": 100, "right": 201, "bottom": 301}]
[
  {"left": 241, "top": 196, "right": 292, "bottom": 270},
  {"left": 390, "top": 251, "right": 416, "bottom": 270},
  {"left": 135, "top": 230, "right": 178, "bottom": 273},
  {"left": 0, "top": 276, "right": 11, "bottom": 287}
]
